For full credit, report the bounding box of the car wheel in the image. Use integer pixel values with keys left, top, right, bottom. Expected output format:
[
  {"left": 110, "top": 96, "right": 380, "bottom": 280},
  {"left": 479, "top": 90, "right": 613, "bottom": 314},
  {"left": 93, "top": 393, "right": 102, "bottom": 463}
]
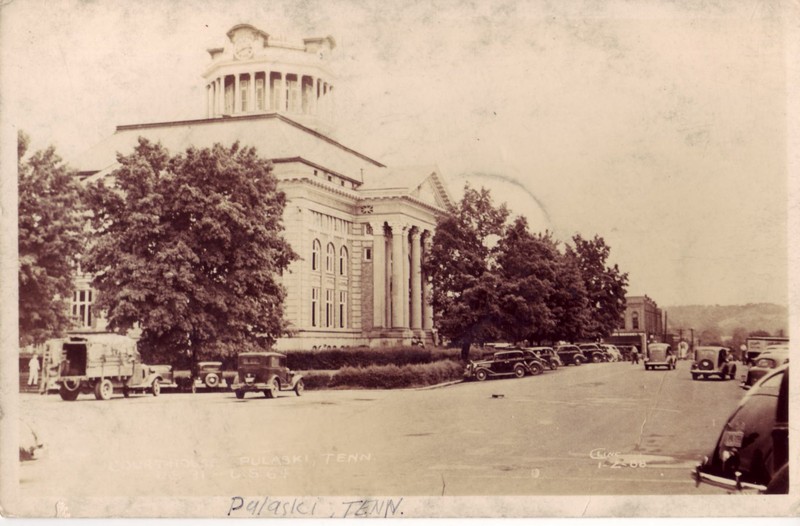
[
  {"left": 266, "top": 378, "right": 279, "bottom": 399},
  {"left": 549, "top": 361, "right": 558, "bottom": 371},
  {"left": 294, "top": 379, "right": 305, "bottom": 396},
  {"left": 235, "top": 390, "right": 245, "bottom": 400},
  {"left": 152, "top": 381, "right": 161, "bottom": 396},
  {"left": 592, "top": 354, "right": 601, "bottom": 363},
  {"left": 530, "top": 363, "right": 543, "bottom": 376},
  {"left": 699, "top": 359, "right": 713, "bottom": 370},
  {"left": 475, "top": 369, "right": 488, "bottom": 381},
  {"left": 513, "top": 365, "right": 526, "bottom": 378},
  {"left": 58, "top": 383, "right": 80, "bottom": 401},
  {"left": 574, "top": 358, "right": 582, "bottom": 366},
  {"left": 205, "top": 373, "right": 220, "bottom": 388},
  {"left": 691, "top": 374, "right": 698, "bottom": 380},
  {"left": 95, "top": 379, "right": 113, "bottom": 401}
]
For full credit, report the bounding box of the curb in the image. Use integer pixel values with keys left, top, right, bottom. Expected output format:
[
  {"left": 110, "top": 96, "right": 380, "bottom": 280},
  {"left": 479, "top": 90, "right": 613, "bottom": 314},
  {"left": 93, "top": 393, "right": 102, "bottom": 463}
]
[{"left": 413, "top": 379, "right": 465, "bottom": 391}]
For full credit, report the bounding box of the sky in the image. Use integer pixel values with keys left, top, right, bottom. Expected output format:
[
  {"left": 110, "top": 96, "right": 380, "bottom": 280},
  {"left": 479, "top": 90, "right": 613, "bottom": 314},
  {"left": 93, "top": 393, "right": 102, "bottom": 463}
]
[{"left": 2, "top": 0, "right": 796, "bottom": 307}]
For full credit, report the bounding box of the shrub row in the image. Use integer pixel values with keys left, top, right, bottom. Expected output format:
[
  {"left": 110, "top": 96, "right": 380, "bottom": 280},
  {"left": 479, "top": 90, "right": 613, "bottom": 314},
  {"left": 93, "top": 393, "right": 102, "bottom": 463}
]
[
  {"left": 285, "top": 346, "right": 468, "bottom": 371},
  {"left": 318, "top": 360, "right": 464, "bottom": 390}
]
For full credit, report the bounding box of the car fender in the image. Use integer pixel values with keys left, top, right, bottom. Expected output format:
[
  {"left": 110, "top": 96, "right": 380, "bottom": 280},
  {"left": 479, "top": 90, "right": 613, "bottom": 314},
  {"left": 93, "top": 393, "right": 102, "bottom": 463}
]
[{"left": 289, "top": 374, "right": 304, "bottom": 389}]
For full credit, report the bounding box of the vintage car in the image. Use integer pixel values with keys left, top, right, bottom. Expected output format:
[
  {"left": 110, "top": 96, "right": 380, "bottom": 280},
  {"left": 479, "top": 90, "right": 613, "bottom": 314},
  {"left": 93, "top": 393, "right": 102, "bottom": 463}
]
[
  {"left": 693, "top": 365, "right": 788, "bottom": 493},
  {"left": 524, "top": 346, "right": 561, "bottom": 370},
  {"left": 51, "top": 333, "right": 167, "bottom": 400},
  {"left": 464, "top": 350, "right": 543, "bottom": 381},
  {"left": 691, "top": 346, "right": 737, "bottom": 381},
  {"left": 577, "top": 343, "right": 609, "bottom": 363},
  {"left": 644, "top": 343, "right": 676, "bottom": 370},
  {"left": 554, "top": 345, "right": 587, "bottom": 366},
  {"left": 176, "top": 361, "right": 237, "bottom": 392},
  {"left": 232, "top": 352, "right": 304, "bottom": 399},
  {"left": 740, "top": 348, "right": 789, "bottom": 390},
  {"left": 600, "top": 344, "right": 623, "bottom": 362}
]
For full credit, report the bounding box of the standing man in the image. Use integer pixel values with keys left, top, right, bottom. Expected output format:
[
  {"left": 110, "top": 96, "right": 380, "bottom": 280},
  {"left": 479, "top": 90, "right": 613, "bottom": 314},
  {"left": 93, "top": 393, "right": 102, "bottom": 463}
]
[
  {"left": 28, "top": 351, "right": 40, "bottom": 387},
  {"left": 630, "top": 345, "right": 639, "bottom": 365}
]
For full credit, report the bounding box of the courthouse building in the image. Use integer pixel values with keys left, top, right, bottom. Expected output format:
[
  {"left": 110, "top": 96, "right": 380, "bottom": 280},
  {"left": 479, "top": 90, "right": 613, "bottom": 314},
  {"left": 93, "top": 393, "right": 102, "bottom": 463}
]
[{"left": 71, "top": 24, "right": 454, "bottom": 350}]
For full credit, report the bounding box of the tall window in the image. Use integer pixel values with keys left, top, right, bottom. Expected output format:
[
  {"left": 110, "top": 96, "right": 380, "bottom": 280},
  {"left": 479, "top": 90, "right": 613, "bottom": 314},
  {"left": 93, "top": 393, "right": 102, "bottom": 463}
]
[
  {"left": 339, "top": 246, "right": 348, "bottom": 276},
  {"left": 287, "top": 74, "right": 300, "bottom": 112},
  {"left": 632, "top": 311, "right": 640, "bottom": 330},
  {"left": 312, "top": 239, "right": 321, "bottom": 271},
  {"left": 240, "top": 77, "right": 249, "bottom": 112},
  {"left": 311, "top": 288, "right": 319, "bottom": 327},
  {"left": 326, "top": 243, "right": 335, "bottom": 273},
  {"left": 338, "top": 291, "right": 347, "bottom": 328},
  {"left": 269, "top": 73, "right": 280, "bottom": 110},
  {"left": 255, "top": 77, "right": 265, "bottom": 111},
  {"left": 325, "top": 289, "right": 334, "bottom": 327},
  {"left": 224, "top": 78, "right": 234, "bottom": 114},
  {"left": 71, "top": 289, "right": 93, "bottom": 328}
]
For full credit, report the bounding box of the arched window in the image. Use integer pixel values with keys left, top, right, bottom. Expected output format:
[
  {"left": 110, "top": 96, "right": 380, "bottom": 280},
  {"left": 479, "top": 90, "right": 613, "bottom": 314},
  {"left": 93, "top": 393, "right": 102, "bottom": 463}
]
[
  {"left": 312, "top": 239, "right": 321, "bottom": 271},
  {"left": 632, "top": 311, "right": 640, "bottom": 330},
  {"left": 326, "top": 243, "right": 335, "bottom": 273},
  {"left": 339, "top": 246, "right": 348, "bottom": 276}
]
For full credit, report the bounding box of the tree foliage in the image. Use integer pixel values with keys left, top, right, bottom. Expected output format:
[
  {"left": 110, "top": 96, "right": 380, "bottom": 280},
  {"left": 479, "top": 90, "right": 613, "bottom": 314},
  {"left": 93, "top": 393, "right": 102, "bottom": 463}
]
[
  {"left": 423, "top": 184, "right": 508, "bottom": 359},
  {"left": 493, "top": 217, "right": 558, "bottom": 344},
  {"left": 18, "top": 131, "right": 86, "bottom": 346},
  {"left": 566, "top": 234, "right": 628, "bottom": 340},
  {"left": 83, "top": 138, "right": 297, "bottom": 363}
]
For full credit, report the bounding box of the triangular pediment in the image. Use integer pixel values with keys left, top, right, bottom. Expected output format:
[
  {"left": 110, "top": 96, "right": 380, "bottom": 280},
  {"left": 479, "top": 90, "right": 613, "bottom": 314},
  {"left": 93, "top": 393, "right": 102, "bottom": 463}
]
[{"left": 410, "top": 170, "right": 454, "bottom": 212}]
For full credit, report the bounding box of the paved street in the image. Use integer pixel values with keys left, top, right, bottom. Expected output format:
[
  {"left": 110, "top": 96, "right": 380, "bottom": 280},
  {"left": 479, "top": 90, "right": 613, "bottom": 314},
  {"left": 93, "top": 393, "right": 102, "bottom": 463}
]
[{"left": 20, "top": 360, "right": 745, "bottom": 498}]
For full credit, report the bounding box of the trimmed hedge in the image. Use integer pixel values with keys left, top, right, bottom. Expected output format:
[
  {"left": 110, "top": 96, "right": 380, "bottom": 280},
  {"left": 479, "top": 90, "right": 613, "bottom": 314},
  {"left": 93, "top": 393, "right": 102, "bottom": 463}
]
[
  {"left": 325, "top": 360, "right": 464, "bottom": 390},
  {"left": 286, "top": 346, "right": 480, "bottom": 371}
]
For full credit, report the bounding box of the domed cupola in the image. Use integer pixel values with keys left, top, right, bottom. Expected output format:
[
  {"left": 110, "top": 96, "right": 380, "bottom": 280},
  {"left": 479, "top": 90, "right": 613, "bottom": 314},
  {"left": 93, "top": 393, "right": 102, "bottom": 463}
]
[{"left": 203, "top": 24, "right": 337, "bottom": 134}]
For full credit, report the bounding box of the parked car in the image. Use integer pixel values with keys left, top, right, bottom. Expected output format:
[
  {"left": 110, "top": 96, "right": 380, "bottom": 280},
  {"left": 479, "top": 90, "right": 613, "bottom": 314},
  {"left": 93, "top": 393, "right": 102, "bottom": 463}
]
[
  {"left": 740, "top": 348, "right": 789, "bottom": 390},
  {"left": 577, "top": 344, "right": 609, "bottom": 363},
  {"left": 554, "top": 345, "right": 587, "bottom": 366},
  {"left": 691, "top": 346, "right": 737, "bottom": 381},
  {"left": 231, "top": 352, "right": 304, "bottom": 399},
  {"left": 600, "top": 344, "right": 623, "bottom": 362},
  {"left": 524, "top": 346, "right": 561, "bottom": 370},
  {"left": 177, "top": 361, "right": 237, "bottom": 392},
  {"left": 464, "top": 350, "right": 542, "bottom": 381},
  {"left": 693, "top": 365, "right": 788, "bottom": 493},
  {"left": 150, "top": 364, "right": 179, "bottom": 391},
  {"left": 644, "top": 343, "right": 676, "bottom": 370}
]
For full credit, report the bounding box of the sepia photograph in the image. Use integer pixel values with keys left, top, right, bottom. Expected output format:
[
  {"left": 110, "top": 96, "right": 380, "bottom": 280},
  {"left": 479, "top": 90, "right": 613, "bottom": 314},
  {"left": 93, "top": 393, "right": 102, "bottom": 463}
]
[{"left": 1, "top": 0, "right": 798, "bottom": 518}]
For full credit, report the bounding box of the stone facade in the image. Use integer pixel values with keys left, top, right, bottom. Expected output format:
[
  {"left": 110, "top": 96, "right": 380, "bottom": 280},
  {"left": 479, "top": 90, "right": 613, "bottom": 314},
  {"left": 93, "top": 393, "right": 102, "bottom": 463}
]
[{"left": 69, "top": 24, "right": 453, "bottom": 351}]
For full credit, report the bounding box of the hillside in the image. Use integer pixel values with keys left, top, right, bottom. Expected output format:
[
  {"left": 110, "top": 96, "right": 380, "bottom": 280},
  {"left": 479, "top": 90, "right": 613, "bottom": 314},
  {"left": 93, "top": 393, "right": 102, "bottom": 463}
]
[{"left": 664, "top": 303, "right": 788, "bottom": 338}]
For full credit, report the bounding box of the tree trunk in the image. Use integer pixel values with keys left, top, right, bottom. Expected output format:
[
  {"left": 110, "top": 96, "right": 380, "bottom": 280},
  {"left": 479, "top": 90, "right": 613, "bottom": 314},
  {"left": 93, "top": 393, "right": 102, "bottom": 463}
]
[{"left": 461, "top": 341, "right": 471, "bottom": 362}]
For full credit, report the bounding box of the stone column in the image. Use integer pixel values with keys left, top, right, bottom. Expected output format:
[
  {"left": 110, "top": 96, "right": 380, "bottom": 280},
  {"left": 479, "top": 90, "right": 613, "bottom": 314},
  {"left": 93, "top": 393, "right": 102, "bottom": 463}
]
[
  {"left": 215, "top": 78, "right": 221, "bottom": 115},
  {"left": 371, "top": 222, "right": 386, "bottom": 329},
  {"left": 410, "top": 228, "right": 422, "bottom": 330},
  {"left": 422, "top": 233, "right": 434, "bottom": 330},
  {"left": 389, "top": 222, "right": 407, "bottom": 328}
]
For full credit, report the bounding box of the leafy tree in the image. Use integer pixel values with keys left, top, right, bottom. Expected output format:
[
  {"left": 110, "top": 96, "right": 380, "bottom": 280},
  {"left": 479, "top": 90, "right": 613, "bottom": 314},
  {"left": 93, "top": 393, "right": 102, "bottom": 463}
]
[
  {"left": 566, "top": 234, "right": 628, "bottom": 340},
  {"left": 548, "top": 248, "right": 592, "bottom": 343},
  {"left": 18, "top": 131, "right": 86, "bottom": 346},
  {"left": 423, "top": 184, "right": 508, "bottom": 361},
  {"left": 83, "top": 138, "right": 297, "bottom": 364},
  {"left": 493, "top": 217, "right": 558, "bottom": 344}
]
